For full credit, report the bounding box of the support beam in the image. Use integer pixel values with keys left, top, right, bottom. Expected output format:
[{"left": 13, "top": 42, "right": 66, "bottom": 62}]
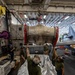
[
  {"left": 47, "top": 6, "right": 75, "bottom": 13},
  {"left": 8, "top": 5, "right": 75, "bottom": 13},
  {"left": 9, "top": 5, "right": 39, "bottom": 12}
]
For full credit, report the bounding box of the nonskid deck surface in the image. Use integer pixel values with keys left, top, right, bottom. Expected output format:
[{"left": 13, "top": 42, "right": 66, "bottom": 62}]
[{"left": 18, "top": 55, "right": 57, "bottom": 75}]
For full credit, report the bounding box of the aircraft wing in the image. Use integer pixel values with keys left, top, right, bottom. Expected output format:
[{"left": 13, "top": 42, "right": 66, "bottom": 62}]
[{"left": 56, "top": 40, "right": 75, "bottom": 46}]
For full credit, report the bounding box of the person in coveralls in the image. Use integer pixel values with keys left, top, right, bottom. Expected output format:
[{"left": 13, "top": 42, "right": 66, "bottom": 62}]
[{"left": 26, "top": 44, "right": 41, "bottom": 75}]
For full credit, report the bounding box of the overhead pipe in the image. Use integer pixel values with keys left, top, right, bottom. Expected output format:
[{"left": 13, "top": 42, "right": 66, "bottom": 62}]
[
  {"left": 48, "top": 15, "right": 56, "bottom": 25},
  {"left": 45, "top": 13, "right": 53, "bottom": 25},
  {"left": 51, "top": 14, "right": 60, "bottom": 24},
  {"left": 45, "top": 13, "right": 52, "bottom": 24},
  {"left": 60, "top": 15, "right": 75, "bottom": 28},
  {"left": 52, "top": 14, "right": 66, "bottom": 25}
]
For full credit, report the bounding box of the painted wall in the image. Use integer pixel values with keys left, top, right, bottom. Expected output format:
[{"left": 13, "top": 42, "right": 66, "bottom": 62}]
[
  {"left": 0, "top": 17, "right": 7, "bottom": 32},
  {"left": 10, "top": 24, "right": 24, "bottom": 48}
]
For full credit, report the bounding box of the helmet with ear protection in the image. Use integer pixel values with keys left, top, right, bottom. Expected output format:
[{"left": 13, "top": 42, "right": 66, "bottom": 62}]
[{"left": 33, "top": 55, "right": 41, "bottom": 64}]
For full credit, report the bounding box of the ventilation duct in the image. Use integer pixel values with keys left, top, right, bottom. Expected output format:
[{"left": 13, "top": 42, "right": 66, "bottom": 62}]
[
  {"left": 29, "top": 0, "right": 44, "bottom": 6},
  {"left": 31, "top": 0, "right": 44, "bottom": 3},
  {"left": 28, "top": 0, "right": 51, "bottom": 10}
]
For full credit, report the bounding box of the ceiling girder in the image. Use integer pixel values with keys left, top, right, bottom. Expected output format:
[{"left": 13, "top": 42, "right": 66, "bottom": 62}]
[{"left": 8, "top": 5, "right": 75, "bottom": 13}]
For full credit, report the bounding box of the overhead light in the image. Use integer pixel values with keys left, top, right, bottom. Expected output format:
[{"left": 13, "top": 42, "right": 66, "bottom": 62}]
[
  {"left": 24, "top": 15, "right": 28, "bottom": 18},
  {"left": 58, "top": 21, "right": 61, "bottom": 24},
  {"left": 43, "top": 15, "right": 46, "bottom": 19},
  {"left": 41, "top": 21, "right": 44, "bottom": 24},
  {"left": 64, "top": 16, "right": 70, "bottom": 20},
  {"left": 11, "top": 21, "right": 20, "bottom": 25},
  {"left": 73, "top": 22, "right": 75, "bottom": 24},
  {"left": 27, "top": 22, "right": 30, "bottom": 24}
]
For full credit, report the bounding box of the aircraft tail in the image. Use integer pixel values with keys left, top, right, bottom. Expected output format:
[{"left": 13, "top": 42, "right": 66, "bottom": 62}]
[{"left": 68, "top": 26, "right": 75, "bottom": 40}]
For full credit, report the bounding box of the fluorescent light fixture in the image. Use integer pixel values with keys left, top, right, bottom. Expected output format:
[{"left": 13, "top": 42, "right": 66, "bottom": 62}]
[
  {"left": 27, "top": 22, "right": 30, "bottom": 24},
  {"left": 24, "top": 15, "right": 28, "bottom": 18},
  {"left": 41, "top": 21, "right": 44, "bottom": 24},
  {"left": 58, "top": 21, "right": 61, "bottom": 24},
  {"left": 73, "top": 22, "right": 75, "bottom": 24},
  {"left": 11, "top": 21, "right": 14, "bottom": 24},
  {"left": 43, "top": 15, "right": 46, "bottom": 19},
  {"left": 26, "top": 22, "right": 30, "bottom": 26},
  {"left": 64, "top": 16, "right": 70, "bottom": 20}
]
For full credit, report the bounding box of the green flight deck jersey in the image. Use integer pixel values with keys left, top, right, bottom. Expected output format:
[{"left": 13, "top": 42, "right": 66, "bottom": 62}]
[{"left": 27, "top": 56, "right": 41, "bottom": 75}]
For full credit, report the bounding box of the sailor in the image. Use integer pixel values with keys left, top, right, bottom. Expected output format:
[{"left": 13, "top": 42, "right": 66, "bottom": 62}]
[
  {"left": 26, "top": 45, "right": 41, "bottom": 75},
  {"left": 52, "top": 47, "right": 64, "bottom": 75},
  {"left": 9, "top": 44, "right": 15, "bottom": 62},
  {"left": 20, "top": 47, "right": 26, "bottom": 66},
  {"left": 43, "top": 44, "right": 50, "bottom": 55}
]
